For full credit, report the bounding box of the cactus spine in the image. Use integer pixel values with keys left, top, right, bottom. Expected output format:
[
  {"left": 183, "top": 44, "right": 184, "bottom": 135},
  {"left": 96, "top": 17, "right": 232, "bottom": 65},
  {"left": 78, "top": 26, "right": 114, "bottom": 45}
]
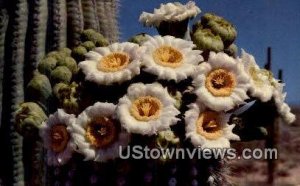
[
  {"left": 96, "top": 0, "right": 119, "bottom": 43},
  {"left": 0, "top": 0, "right": 120, "bottom": 185},
  {"left": 66, "top": 0, "right": 84, "bottom": 47},
  {"left": 25, "top": 0, "right": 48, "bottom": 84},
  {"left": 0, "top": 9, "right": 8, "bottom": 129},
  {"left": 47, "top": 0, "right": 67, "bottom": 51},
  {"left": 81, "top": 0, "right": 100, "bottom": 31},
  {"left": 0, "top": 0, "right": 28, "bottom": 185}
]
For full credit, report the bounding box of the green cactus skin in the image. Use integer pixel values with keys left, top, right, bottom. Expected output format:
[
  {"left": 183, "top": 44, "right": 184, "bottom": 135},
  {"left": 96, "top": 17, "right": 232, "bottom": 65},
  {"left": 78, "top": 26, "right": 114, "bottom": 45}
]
[
  {"left": 24, "top": 0, "right": 48, "bottom": 85},
  {"left": 0, "top": 0, "right": 28, "bottom": 185},
  {"left": 47, "top": 0, "right": 67, "bottom": 51},
  {"left": 66, "top": 0, "right": 84, "bottom": 48},
  {"left": 0, "top": 9, "right": 8, "bottom": 129},
  {"left": 96, "top": 0, "right": 119, "bottom": 43},
  {"left": 81, "top": 0, "right": 100, "bottom": 31}
]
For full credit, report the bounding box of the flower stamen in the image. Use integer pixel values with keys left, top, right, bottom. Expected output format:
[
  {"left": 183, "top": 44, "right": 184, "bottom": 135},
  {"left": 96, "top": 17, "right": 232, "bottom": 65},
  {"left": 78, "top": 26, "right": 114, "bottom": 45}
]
[
  {"left": 97, "top": 52, "right": 130, "bottom": 72},
  {"left": 153, "top": 45, "right": 183, "bottom": 68},
  {"left": 86, "top": 117, "right": 119, "bottom": 148},
  {"left": 130, "top": 96, "right": 162, "bottom": 121},
  {"left": 196, "top": 111, "right": 223, "bottom": 140},
  {"left": 205, "top": 68, "right": 236, "bottom": 97}
]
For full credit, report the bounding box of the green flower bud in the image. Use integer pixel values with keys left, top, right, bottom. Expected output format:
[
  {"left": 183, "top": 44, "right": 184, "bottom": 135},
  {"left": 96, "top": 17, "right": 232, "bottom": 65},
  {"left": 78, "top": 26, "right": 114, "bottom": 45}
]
[
  {"left": 57, "top": 56, "right": 78, "bottom": 74},
  {"left": 15, "top": 102, "right": 47, "bottom": 138},
  {"left": 26, "top": 73, "right": 52, "bottom": 105},
  {"left": 81, "top": 29, "right": 109, "bottom": 47},
  {"left": 53, "top": 82, "right": 80, "bottom": 114},
  {"left": 71, "top": 45, "right": 88, "bottom": 62},
  {"left": 62, "top": 97, "right": 79, "bottom": 114},
  {"left": 47, "top": 51, "right": 65, "bottom": 62},
  {"left": 157, "top": 130, "right": 180, "bottom": 148},
  {"left": 50, "top": 66, "right": 72, "bottom": 84},
  {"left": 224, "top": 43, "right": 238, "bottom": 58},
  {"left": 201, "top": 13, "right": 220, "bottom": 25},
  {"left": 192, "top": 28, "right": 224, "bottom": 53},
  {"left": 58, "top": 47, "right": 72, "bottom": 56},
  {"left": 201, "top": 13, "right": 237, "bottom": 46},
  {"left": 128, "top": 33, "right": 151, "bottom": 45},
  {"left": 192, "top": 20, "right": 203, "bottom": 33},
  {"left": 53, "top": 82, "right": 69, "bottom": 99},
  {"left": 37, "top": 57, "right": 57, "bottom": 77},
  {"left": 81, "top": 41, "right": 96, "bottom": 51}
]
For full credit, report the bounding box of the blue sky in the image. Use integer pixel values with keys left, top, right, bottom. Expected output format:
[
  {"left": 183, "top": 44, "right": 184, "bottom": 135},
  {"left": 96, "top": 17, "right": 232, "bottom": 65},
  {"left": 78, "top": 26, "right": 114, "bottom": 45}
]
[{"left": 119, "top": 0, "right": 300, "bottom": 105}]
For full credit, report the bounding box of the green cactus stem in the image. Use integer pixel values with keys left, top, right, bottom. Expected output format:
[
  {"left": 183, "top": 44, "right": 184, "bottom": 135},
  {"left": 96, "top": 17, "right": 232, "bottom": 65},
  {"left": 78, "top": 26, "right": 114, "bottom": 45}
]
[
  {"left": 81, "top": 0, "right": 100, "bottom": 31},
  {"left": 47, "top": 0, "right": 67, "bottom": 51},
  {"left": 0, "top": 0, "right": 28, "bottom": 185},
  {"left": 24, "top": 0, "right": 48, "bottom": 85},
  {"left": 0, "top": 9, "right": 8, "bottom": 129},
  {"left": 66, "top": 0, "right": 84, "bottom": 47},
  {"left": 96, "top": 0, "right": 119, "bottom": 42}
]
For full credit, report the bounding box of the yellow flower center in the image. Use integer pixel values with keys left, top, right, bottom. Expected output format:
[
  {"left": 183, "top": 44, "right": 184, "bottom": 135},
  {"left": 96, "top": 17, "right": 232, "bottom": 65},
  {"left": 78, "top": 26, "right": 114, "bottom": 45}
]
[
  {"left": 50, "top": 124, "right": 70, "bottom": 153},
  {"left": 205, "top": 68, "right": 236, "bottom": 97},
  {"left": 130, "top": 96, "right": 162, "bottom": 121},
  {"left": 153, "top": 45, "right": 183, "bottom": 68},
  {"left": 196, "top": 111, "right": 223, "bottom": 140},
  {"left": 86, "top": 117, "right": 119, "bottom": 148},
  {"left": 97, "top": 52, "right": 130, "bottom": 72}
]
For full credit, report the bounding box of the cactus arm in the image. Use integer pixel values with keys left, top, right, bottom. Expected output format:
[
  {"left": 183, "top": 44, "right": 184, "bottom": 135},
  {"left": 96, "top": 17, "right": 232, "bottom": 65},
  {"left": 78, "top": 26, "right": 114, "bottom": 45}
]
[
  {"left": 81, "top": 0, "right": 100, "bottom": 31},
  {"left": 0, "top": 9, "right": 8, "bottom": 130},
  {"left": 96, "top": 0, "right": 120, "bottom": 43},
  {"left": 0, "top": 0, "right": 28, "bottom": 185},
  {"left": 66, "top": 0, "right": 84, "bottom": 47},
  {"left": 47, "top": 0, "right": 67, "bottom": 51},
  {"left": 24, "top": 0, "right": 48, "bottom": 84}
]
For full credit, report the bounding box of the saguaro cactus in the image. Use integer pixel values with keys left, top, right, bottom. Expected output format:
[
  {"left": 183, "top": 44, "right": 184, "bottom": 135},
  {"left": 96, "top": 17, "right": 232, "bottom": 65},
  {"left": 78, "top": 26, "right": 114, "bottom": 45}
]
[
  {"left": 0, "top": 0, "right": 120, "bottom": 185},
  {"left": 47, "top": 0, "right": 67, "bottom": 51},
  {"left": 25, "top": 0, "right": 48, "bottom": 84},
  {"left": 96, "top": 0, "right": 120, "bottom": 42},
  {"left": 0, "top": 0, "right": 28, "bottom": 185}
]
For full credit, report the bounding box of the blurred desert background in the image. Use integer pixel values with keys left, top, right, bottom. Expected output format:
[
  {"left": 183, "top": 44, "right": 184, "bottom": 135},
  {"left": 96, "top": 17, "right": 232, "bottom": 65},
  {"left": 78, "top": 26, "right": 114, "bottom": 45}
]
[{"left": 229, "top": 106, "right": 300, "bottom": 186}]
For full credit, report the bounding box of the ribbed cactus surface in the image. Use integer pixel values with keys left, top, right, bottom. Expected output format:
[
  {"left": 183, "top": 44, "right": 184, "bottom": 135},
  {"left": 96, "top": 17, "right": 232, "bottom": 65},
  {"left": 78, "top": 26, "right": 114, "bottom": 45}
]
[
  {"left": 0, "top": 0, "right": 120, "bottom": 185},
  {"left": 47, "top": 0, "right": 67, "bottom": 51},
  {"left": 0, "top": 0, "right": 28, "bottom": 185}
]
